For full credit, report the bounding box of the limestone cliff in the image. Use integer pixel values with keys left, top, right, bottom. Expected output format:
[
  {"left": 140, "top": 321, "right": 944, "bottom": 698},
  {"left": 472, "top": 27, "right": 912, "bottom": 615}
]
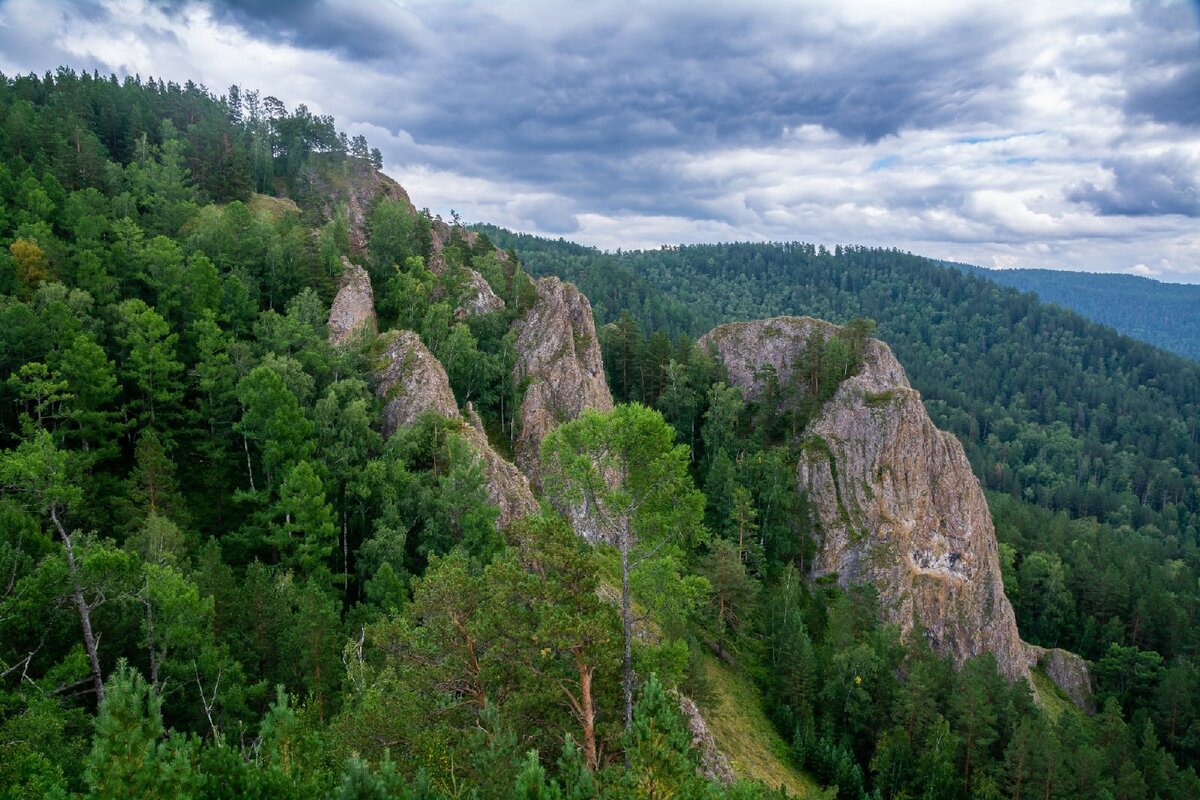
[
  {"left": 699, "top": 317, "right": 1089, "bottom": 700},
  {"left": 461, "top": 403, "right": 540, "bottom": 529},
  {"left": 372, "top": 330, "right": 536, "bottom": 529},
  {"left": 327, "top": 257, "right": 377, "bottom": 346},
  {"left": 511, "top": 277, "right": 613, "bottom": 482}
]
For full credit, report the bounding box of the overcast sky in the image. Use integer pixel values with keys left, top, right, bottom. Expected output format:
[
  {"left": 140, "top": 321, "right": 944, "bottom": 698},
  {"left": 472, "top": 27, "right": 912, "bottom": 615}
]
[{"left": 1, "top": 0, "right": 1198, "bottom": 281}]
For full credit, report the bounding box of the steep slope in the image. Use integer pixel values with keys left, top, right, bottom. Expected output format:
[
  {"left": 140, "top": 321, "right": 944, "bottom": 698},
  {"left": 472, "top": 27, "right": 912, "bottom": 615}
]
[
  {"left": 511, "top": 277, "right": 614, "bottom": 483},
  {"left": 693, "top": 656, "right": 825, "bottom": 797},
  {"left": 371, "top": 330, "right": 538, "bottom": 529},
  {"left": 373, "top": 330, "right": 462, "bottom": 437},
  {"left": 700, "top": 317, "right": 1088, "bottom": 698},
  {"left": 326, "top": 259, "right": 537, "bottom": 529}
]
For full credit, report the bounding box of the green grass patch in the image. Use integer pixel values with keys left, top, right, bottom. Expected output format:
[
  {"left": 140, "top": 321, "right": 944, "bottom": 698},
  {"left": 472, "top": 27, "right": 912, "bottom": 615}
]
[
  {"left": 696, "top": 655, "right": 824, "bottom": 797},
  {"left": 248, "top": 192, "right": 301, "bottom": 220},
  {"left": 863, "top": 390, "right": 895, "bottom": 408}
]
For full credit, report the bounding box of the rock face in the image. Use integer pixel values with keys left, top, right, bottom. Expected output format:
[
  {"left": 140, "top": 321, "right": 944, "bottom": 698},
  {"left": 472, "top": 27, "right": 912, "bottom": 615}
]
[
  {"left": 328, "top": 257, "right": 377, "bottom": 346},
  {"left": 461, "top": 403, "right": 539, "bottom": 529},
  {"left": 512, "top": 277, "right": 613, "bottom": 481},
  {"left": 374, "top": 331, "right": 460, "bottom": 438},
  {"left": 1032, "top": 646, "right": 1094, "bottom": 712},
  {"left": 679, "top": 696, "right": 736, "bottom": 786},
  {"left": 700, "top": 317, "right": 1090, "bottom": 701},
  {"left": 455, "top": 268, "right": 505, "bottom": 319},
  {"left": 700, "top": 317, "right": 878, "bottom": 403},
  {"left": 372, "top": 331, "right": 536, "bottom": 529},
  {"left": 304, "top": 157, "right": 415, "bottom": 253},
  {"left": 428, "top": 220, "right": 505, "bottom": 319}
]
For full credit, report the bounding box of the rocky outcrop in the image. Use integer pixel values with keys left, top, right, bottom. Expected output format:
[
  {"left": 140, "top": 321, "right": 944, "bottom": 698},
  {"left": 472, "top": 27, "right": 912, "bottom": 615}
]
[
  {"left": 796, "top": 350, "right": 1031, "bottom": 680},
  {"left": 679, "top": 696, "right": 736, "bottom": 786},
  {"left": 428, "top": 219, "right": 505, "bottom": 319},
  {"left": 1033, "top": 646, "right": 1094, "bottom": 712},
  {"left": 455, "top": 269, "right": 504, "bottom": 319},
  {"left": 328, "top": 257, "right": 377, "bottom": 346},
  {"left": 700, "top": 317, "right": 1091, "bottom": 704},
  {"left": 512, "top": 277, "right": 613, "bottom": 482},
  {"left": 304, "top": 156, "right": 415, "bottom": 253},
  {"left": 373, "top": 330, "right": 459, "bottom": 438},
  {"left": 372, "top": 331, "right": 536, "bottom": 529},
  {"left": 700, "top": 317, "right": 850, "bottom": 403},
  {"left": 461, "top": 403, "right": 539, "bottom": 529}
]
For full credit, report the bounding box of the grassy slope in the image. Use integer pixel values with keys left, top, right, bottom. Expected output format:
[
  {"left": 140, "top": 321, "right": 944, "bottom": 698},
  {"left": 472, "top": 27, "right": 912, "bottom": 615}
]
[
  {"left": 1030, "top": 667, "right": 1076, "bottom": 722},
  {"left": 696, "top": 656, "right": 826, "bottom": 798}
]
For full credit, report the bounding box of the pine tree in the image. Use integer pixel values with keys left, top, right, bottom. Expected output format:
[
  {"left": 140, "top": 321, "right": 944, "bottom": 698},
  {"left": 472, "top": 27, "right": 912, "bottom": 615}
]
[{"left": 621, "top": 674, "right": 701, "bottom": 798}]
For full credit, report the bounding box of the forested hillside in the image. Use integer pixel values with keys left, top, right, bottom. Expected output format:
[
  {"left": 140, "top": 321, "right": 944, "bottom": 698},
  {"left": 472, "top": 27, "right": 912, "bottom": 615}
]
[
  {"left": 946, "top": 264, "right": 1200, "bottom": 362},
  {"left": 3, "top": 67, "right": 1200, "bottom": 800}
]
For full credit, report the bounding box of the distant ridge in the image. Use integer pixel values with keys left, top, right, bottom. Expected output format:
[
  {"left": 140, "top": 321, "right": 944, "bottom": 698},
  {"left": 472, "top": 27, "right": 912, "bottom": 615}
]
[{"left": 946, "top": 262, "right": 1200, "bottom": 362}]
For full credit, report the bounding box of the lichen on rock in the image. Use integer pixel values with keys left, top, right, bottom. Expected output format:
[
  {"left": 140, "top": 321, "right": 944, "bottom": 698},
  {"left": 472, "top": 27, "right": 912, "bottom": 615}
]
[
  {"left": 455, "top": 268, "right": 505, "bottom": 320},
  {"left": 303, "top": 157, "right": 415, "bottom": 253},
  {"left": 427, "top": 219, "right": 505, "bottom": 320},
  {"left": 1032, "top": 646, "right": 1094, "bottom": 712},
  {"left": 373, "top": 330, "right": 459, "bottom": 438},
  {"left": 372, "top": 330, "right": 536, "bottom": 529},
  {"left": 461, "top": 402, "right": 539, "bottom": 529},
  {"left": 679, "top": 695, "right": 736, "bottom": 786}
]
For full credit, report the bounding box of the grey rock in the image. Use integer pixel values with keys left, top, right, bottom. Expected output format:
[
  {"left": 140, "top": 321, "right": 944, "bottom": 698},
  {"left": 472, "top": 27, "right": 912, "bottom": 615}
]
[
  {"left": 328, "top": 257, "right": 377, "bottom": 346},
  {"left": 512, "top": 277, "right": 613, "bottom": 484},
  {"left": 374, "top": 330, "right": 460, "bottom": 438},
  {"left": 700, "top": 316, "right": 1092, "bottom": 705}
]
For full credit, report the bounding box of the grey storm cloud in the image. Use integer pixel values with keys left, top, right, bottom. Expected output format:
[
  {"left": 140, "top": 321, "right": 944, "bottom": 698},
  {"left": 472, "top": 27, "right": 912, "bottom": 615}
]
[
  {"left": 154, "top": 0, "right": 429, "bottom": 62},
  {"left": 182, "top": 0, "right": 1020, "bottom": 153},
  {"left": 1069, "top": 153, "right": 1200, "bottom": 217},
  {"left": 1120, "top": 0, "right": 1200, "bottom": 127}
]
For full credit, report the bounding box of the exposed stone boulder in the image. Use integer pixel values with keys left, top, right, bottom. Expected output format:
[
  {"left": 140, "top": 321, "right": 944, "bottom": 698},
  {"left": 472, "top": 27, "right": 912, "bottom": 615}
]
[
  {"left": 512, "top": 277, "right": 613, "bottom": 482},
  {"left": 679, "top": 696, "right": 736, "bottom": 786},
  {"left": 700, "top": 317, "right": 1091, "bottom": 705},
  {"left": 461, "top": 403, "right": 539, "bottom": 529},
  {"left": 796, "top": 355, "right": 1032, "bottom": 680},
  {"left": 1033, "top": 646, "right": 1094, "bottom": 712},
  {"left": 455, "top": 269, "right": 505, "bottom": 320},
  {"left": 372, "top": 331, "right": 536, "bottom": 529},
  {"left": 700, "top": 317, "right": 868, "bottom": 403},
  {"left": 328, "top": 257, "right": 377, "bottom": 346},
  {"left": 373, "top": 330, "right": 459, "bottom": 438}
]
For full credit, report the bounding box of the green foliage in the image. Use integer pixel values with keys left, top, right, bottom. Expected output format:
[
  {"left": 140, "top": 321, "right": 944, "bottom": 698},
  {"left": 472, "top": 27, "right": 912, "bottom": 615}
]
[
  {"left": 85, "top": 661, "right": 200, "bottom": 799},
  {"left": 620, "top": 674, "right": 703, "bottom": 798}
]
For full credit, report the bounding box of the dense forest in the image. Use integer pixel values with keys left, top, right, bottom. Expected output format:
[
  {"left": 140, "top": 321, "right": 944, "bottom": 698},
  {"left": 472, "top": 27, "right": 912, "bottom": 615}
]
[
  {"left": 944, "top": 264, "right": 1200, "bottom": 363},
  {"left": 2, "top": 67, "right": 1199, "bottom": 799}
]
